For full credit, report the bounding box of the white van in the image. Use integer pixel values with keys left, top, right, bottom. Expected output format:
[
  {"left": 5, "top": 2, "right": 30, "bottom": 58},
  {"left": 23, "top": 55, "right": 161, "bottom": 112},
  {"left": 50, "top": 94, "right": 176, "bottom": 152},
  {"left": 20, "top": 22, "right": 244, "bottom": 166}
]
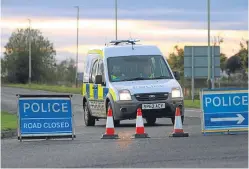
[{"left": 82, "top": 39, "right": 184, "bottom": 126}]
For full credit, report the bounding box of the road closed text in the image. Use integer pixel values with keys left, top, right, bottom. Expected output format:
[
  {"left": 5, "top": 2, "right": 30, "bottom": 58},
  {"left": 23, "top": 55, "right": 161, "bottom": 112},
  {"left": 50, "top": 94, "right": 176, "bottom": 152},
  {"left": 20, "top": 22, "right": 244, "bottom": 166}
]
[
  {"left": 205, "top": 95, "right": 248, "bottom": 107},
  {"left": 23, "top": 122, "right": 70, "bottom": 129}
]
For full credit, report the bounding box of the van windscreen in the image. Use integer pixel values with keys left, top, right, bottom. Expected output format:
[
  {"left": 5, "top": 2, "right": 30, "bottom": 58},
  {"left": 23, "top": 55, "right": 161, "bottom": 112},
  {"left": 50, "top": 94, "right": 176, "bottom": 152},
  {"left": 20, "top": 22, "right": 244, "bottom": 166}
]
[{"left": 107, "top": 55, "right": 173, "bottom": 82}]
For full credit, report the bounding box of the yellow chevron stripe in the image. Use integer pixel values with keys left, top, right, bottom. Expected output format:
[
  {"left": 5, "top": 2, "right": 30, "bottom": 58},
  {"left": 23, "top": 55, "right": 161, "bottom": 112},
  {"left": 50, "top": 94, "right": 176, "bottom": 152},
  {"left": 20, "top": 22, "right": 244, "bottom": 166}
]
[
  {"left": 82, "top": 83, "right": 86, "bottom": 96},
  {"left": 109, "top": 88, "right": 116, "bottom": 101},
  {"left": 98, "top": 84, "right": 103, "bottom": 100},
  {"left": 89, "top": 83, "right": 94, "bottom": 99}
]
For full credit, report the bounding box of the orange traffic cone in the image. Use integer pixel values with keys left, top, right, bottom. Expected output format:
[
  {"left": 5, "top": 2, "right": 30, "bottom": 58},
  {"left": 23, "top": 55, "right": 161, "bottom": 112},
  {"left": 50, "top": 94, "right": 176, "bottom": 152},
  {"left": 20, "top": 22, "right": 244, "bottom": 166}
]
[
  {"left": 169, "top": 107, "right": 189, "bottom": 137},
  {"left": 101, "top": 107, "right": 119, "bottom": 139},
  {"left": 131, "top": 108, "right": 150, "bottom": 138}
]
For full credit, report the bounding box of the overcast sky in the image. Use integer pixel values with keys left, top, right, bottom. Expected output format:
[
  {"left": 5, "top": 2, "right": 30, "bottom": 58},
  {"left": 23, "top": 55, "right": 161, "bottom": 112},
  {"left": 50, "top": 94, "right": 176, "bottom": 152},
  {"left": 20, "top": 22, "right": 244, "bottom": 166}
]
[{"left": 1, "top": 0, "right": 248, "bottom": 72}]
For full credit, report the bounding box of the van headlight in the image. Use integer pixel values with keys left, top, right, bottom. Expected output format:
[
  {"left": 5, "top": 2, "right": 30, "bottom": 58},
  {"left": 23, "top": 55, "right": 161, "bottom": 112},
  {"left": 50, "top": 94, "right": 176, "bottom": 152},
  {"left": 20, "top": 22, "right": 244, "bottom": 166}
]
[
  {"left": 171, "top": 88, "right": 182, "bottom": 98},
  {"left": 119, "top": 89, "right": 132, "bottom": 101}
]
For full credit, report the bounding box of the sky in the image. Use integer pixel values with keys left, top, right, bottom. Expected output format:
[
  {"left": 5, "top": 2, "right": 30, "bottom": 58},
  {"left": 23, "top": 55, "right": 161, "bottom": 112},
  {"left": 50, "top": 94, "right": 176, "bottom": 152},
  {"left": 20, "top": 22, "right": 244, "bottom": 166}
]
[{"left": 1, "top": 0, "right": 248, "bottom": 72}]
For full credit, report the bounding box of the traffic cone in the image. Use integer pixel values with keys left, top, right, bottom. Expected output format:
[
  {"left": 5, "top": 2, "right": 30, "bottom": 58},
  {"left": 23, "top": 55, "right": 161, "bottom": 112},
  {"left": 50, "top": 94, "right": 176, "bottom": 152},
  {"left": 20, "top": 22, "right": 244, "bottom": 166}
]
[
  {"left": 169, "top": 107, "right": 189, "bottom": 137},
  {"left": 131, "top": 108, "right": 150, "bottom": 138},
  {"left": 101, "top": 107, "right": 119, "bottom": 139}
]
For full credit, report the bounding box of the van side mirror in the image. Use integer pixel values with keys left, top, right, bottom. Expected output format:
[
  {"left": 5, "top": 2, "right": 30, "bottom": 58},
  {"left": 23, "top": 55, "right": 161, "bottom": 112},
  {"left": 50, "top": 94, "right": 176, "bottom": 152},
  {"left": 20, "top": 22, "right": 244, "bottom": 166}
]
[
  {"left": 95, "top": 75, "right": 103, "bottom": 84},
  {"left": 173, "top": 71, "right": 180, "bottom": 80}
]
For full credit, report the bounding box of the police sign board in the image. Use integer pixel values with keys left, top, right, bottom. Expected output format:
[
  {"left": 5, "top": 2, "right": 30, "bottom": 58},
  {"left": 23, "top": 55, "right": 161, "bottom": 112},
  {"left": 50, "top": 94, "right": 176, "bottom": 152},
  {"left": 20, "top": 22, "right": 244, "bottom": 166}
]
[
  {"left": 200, "top": 88, "right": 248, "bottom": 134},
  {"left": 17, "top": 94, "right": 75, "bottom": 140}
]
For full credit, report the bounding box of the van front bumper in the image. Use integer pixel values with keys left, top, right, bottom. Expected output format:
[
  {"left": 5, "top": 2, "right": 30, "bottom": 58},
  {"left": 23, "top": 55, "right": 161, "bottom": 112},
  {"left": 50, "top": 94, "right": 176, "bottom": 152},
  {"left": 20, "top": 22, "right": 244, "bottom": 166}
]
[{"left": 113, "top": 99, "right": 184, "bottom": 120}]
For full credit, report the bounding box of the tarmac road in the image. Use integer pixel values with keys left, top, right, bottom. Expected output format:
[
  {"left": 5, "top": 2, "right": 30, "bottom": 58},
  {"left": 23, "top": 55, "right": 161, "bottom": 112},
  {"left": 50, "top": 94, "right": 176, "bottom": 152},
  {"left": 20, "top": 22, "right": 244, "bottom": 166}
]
[{"left": 1, "top": 87, "right": 248, "bottom": 168}]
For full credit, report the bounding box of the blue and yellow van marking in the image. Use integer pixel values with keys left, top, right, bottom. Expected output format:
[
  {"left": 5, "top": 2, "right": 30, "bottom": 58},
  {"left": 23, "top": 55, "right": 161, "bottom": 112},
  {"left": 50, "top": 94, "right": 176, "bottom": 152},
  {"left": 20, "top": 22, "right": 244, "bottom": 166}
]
[
  {"left": 82, "top": 83, "right": 116, "bottom": 101},
  {"left": 94, "top": 84, "right": 98, "bottom": 99},
  {"left": 104, "top": 88, "right": 109, "bottom": 98},
  {"left": 83, "top": 83, "right": 90, "bottom": 98},
  {"left": 89, "top": 83, "right": 94, "bottom": 99},
  {"left": 109, "top": 88, "right": 117, "bottom": 101},
  {"left": 98, "top": 84, "right": 103, "bottom": 100},
  {"left": 82, "top": 84, "right": 86, "bottom": 95}
]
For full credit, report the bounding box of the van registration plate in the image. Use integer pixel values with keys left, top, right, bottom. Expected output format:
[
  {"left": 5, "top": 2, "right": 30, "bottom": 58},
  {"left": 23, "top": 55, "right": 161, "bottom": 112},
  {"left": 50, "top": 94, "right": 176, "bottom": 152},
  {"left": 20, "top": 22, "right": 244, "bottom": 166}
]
[{"left": 142, "top": 103, "right": 165, "bottom": 110}]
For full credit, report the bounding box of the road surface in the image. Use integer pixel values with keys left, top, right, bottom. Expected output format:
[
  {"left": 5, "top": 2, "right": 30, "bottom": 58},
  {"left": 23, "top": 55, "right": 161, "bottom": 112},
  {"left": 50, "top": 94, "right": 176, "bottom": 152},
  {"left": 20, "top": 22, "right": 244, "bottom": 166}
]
[{"left": 1, "top": 87, "right": 248, "bottom": 168}]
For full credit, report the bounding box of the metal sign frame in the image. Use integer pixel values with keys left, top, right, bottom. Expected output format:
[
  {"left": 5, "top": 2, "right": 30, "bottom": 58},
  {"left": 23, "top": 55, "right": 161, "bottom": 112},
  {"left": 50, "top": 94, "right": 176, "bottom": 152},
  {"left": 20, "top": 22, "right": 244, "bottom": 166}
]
[
  {"left": 16, "top": 94, "right": 76, "bottom": 141},
  {"left": 200, "top": 88, "right": 248, "bottom": 135}
]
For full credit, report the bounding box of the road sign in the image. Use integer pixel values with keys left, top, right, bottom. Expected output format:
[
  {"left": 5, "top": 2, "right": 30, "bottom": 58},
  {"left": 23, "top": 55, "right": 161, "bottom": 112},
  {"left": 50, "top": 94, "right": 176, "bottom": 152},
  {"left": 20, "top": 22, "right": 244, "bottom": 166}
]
[
  {"left": 184, "top": 46, "right": 221, "bottom": 101},
  {"left": 200, "top": 88, "right": 248, "bottom": 135},
  {"left": 184, "top": 46, "right": 221, "bottom": 79},
  {"left": 17, "top": 94, "right": 76, "bottom": 141}
]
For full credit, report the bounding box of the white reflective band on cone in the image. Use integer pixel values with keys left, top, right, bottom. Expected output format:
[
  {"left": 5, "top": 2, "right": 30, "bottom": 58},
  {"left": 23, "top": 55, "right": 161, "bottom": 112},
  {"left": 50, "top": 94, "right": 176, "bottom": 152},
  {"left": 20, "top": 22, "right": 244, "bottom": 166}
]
[
  {"left": 106, "top": 116, "right": 114, "bottom": 128},
  {"left": 175, "top": 116, "right": 183, "bottom": 129},
  {"left": 136, "top": 116, "right": 144, "bottom": 127}
]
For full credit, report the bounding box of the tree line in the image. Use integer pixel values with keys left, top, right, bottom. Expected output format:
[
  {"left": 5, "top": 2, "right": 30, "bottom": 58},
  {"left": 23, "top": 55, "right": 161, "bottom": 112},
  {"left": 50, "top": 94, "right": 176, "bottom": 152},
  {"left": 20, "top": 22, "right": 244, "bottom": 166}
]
[
  {"left": 1, "top": 28, "right": 248, "bottom": 85},
  {"left": 1, "top": 28, "right": 76, "bottom": 85}
]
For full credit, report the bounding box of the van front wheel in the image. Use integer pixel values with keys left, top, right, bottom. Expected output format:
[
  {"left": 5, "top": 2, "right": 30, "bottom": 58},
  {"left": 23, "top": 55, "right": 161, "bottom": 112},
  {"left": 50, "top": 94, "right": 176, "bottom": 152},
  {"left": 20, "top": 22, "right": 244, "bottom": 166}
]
[
  {"left": 114, "top": 119, "right": 120, "bottom": 126},
  {"left": 107, "top": 102, "right": 120, "bottom": 127}
]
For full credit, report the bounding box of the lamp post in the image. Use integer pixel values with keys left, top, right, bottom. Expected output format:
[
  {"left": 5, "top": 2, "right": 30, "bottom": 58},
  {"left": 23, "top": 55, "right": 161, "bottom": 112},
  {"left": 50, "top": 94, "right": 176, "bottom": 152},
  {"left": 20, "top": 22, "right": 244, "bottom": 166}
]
[
  {"left": 28, "top": 19, "right": 31, "bottom": 85},
  {"left": 207, "top": 0, "right": 211, "bottom": 89},
  {"left": 115, "top": 0, "right": 117, "bottom": 40},
  {"left": 74, "top": 6, "right": 79, "bottom": 87}
]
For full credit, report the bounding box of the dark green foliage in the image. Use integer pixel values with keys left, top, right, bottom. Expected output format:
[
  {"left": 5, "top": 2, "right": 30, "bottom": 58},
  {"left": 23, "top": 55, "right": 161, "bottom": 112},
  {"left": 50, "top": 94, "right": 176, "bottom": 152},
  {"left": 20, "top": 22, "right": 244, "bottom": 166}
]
[
  {"left": 220, "top": 53, "right": 227, "bottom": 72},
  {"left": 55, "top": 58, "right": 76, "bottom": 85},
  {"left": 225, "top": 40, "right": 248, "bottom": 74},
  {"left": 225, "top": 55, "right": 242, "bottom": 74},
  {"left": 2, "top": 28, "right": 56, "bottom": 84},
  {"left": 1, "top": 28, "right": 77, "bottom": 85}
]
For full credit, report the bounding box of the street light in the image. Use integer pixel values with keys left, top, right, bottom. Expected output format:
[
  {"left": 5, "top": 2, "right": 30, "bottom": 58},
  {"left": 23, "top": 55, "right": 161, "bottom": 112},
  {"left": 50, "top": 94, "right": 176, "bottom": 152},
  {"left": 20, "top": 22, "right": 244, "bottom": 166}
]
[
  {"left": 207, "top": 0, "right": 211, "bottom": 89},
  {"left": 115, "top": 0, "right": 117, "bottom": 40},
  {"left": 74, "top": 6, "right": 79, "bottom": 87},
  {"left": 28, "top": 19, "right": 31, "bottom": 85}
]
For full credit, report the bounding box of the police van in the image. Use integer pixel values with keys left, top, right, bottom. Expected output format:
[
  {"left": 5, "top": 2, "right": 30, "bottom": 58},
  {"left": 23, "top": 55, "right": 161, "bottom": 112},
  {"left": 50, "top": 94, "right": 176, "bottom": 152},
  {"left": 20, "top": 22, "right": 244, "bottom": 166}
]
[{"left": 82, "top": 39, "right": 184, "bottom": 126}]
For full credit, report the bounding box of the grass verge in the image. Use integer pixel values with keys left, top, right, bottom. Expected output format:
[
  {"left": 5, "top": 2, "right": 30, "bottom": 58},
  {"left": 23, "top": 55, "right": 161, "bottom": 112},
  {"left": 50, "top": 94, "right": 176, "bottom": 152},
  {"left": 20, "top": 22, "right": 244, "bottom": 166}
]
[
  {"left": 4, "top": 83, "right": 81, "bottom": 94},
  {"left": 1, "top": 111, "right": 17, "bottom": 131},
  {"left": 184, "top": 100, "right": 201, "bottom": 109},
  {"left": 4, "top": 84, "right": 201, "bottom": 109}
]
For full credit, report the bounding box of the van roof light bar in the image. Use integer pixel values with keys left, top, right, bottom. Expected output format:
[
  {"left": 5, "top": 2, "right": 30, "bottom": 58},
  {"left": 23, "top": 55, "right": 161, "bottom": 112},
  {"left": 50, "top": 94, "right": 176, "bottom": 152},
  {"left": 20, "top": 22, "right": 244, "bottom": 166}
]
[{"left": 109, "top": 39, "right": 140, "bottom": 45}]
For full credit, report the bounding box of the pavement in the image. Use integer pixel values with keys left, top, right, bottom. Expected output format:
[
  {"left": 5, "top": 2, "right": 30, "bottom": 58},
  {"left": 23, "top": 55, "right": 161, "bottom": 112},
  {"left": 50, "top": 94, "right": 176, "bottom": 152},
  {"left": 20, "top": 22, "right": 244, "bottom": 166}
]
[{"left": 1, "top": 87, "right": 248, "bottom": 168}]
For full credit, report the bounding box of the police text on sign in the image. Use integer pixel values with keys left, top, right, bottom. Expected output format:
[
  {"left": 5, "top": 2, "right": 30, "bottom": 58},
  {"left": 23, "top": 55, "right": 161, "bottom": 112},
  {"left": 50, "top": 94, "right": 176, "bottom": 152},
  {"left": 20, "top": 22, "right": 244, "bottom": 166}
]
[
  {"left": 23, "top": 102, "right": 69, "bottom": 113},
  {"left": 205, "top": 95, "right": 248, "bottom": 107}
]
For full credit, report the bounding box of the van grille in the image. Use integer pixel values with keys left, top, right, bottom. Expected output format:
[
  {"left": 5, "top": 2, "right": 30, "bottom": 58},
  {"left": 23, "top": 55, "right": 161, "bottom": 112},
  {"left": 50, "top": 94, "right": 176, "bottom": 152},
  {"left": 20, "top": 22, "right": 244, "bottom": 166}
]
[{"left": 134, "top": 93, "right": 169, "bottom": 101}]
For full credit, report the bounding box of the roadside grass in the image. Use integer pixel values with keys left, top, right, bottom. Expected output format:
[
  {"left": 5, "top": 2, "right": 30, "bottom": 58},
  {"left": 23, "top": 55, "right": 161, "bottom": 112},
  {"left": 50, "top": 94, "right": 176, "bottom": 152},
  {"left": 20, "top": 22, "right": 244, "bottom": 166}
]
[
  {"left": 1, "top": 111, "right": 17, "bottom": 131},
  {"left": 4, "top": 83, "right": 201, "bottom": 108},
  {"left": 184, "top": 100, "right": 201, "bottom": 109},
  {"left": 4, "top": 83, "right": 81, "bottom": 94}
]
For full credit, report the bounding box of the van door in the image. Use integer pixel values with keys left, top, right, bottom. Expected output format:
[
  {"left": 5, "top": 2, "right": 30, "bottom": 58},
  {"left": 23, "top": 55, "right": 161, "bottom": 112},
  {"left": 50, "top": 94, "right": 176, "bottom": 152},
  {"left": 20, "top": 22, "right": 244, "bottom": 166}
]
[
  {"left": 95, "top": 59, "right": 108, "bottom": 117},
  {"left": 88, "top": 59, "right": 99, "bottom": 116}
]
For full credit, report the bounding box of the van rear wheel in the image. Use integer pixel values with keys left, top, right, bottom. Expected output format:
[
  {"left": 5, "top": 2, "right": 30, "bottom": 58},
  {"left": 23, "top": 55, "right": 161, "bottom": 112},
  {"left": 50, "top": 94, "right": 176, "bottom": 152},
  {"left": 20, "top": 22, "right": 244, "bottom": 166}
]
[{"left": 146, "top": 117, "right": 156, "bottom": 126}]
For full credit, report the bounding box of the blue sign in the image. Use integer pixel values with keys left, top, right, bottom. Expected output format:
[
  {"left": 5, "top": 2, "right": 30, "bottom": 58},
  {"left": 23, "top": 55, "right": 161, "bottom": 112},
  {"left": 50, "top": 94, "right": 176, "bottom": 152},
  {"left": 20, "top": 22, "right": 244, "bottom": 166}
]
[
  {"left": 200, "top": 88, "right": 248, "bottom": 134},
  {"left": 17, "top": 95, "right": 75, "bottom": 139}
]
